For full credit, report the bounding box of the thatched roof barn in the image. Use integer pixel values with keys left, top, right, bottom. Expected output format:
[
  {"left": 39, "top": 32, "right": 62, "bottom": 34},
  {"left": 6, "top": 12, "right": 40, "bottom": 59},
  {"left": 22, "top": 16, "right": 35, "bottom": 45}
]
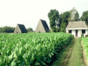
[
  {"left": 66, "top": 21, "right": 88, "bottom": 37},
  {"left": 35, "top": 19, "right": 49, "bottom": 33},
  {"left": 14, "top": 24, "right": 27, "bottom": 33},
  {"left": 66, "top": 21, "right": 88, "bottom": 29}
]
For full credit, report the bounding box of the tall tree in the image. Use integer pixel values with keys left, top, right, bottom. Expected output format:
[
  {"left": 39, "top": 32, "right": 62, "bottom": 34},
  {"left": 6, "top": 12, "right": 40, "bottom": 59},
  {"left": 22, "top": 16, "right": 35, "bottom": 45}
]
[
  {"left": 74, "top": 12, "right": 79, "bottom": 21},
  {"left": 48, "top": 9, "right": 59, "bottom": 32},
  {"left": 81, "top": 11, "right": 88, "bottom": 25},
  {"left": 59, "top": 11, "right": 70, "bottom": 32},
  {"left": 68, "top": 7, "right": 79, "bottom": 22}
]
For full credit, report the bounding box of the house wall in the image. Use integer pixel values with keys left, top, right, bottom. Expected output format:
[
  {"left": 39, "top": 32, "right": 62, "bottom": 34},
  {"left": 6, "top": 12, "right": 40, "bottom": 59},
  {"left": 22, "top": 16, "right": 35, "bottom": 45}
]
[
  {"left": 87, "top": 30, "right": 88, "bottom": 34},
  {"left": 78, "top": 30, "right": 82, "bottom": 37},
  {"left": 84, "top": 29, "right": 88, "bottom": 37},
  {"left": 72, "top": 30, "right": 75, "bottom": 37},
  {"left": 85, "top": 30, "right": 88, "bottom": 34},
  {"left": 66, "top": 30, "right": 75, "bottom": 37},
  {"left": 72, "top": 30, "right": 85, "bottom": 37},
  {"left": 66, "top": 30, "right": 68, "bottom": 33},
  {"left": 66, "top": 29, "right": 88, "bottom": 37}
]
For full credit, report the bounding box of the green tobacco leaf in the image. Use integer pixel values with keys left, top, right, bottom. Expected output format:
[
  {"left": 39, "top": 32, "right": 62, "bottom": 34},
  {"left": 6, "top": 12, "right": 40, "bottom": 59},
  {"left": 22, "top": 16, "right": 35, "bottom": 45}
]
[
  {"left": 13, "top": 52, "right": 17, "bottom": 59},
  {"left": 42, "top": 56, "right": 46, "bottom": 61},
  {"left": 49, "top": 54, "right": 52, "bottom": 58},
  {"left": 40, "top": 61, "right": 46, "bottom": 65},
  {"left": 0, "top": 33, "right": 72, "bottom": 65},
  {"left": 20, "top": 61, "right": 25, "bottom": 66},
  {"left": 46, "top": 58, "right": 52, "bottom": 63},
  {"left": 11, "top": 60, "right": 16, "bottom": 66},
  {"left": 34, "top": 61, "right": 40, "bottom": 66},
  {"left": 8, "top": 54, "right": 13, "bottom": 60}
]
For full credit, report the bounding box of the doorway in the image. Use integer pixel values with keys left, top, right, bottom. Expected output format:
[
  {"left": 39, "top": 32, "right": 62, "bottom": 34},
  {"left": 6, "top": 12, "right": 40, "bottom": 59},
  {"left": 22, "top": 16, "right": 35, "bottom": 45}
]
[{"left": 76, "top": 30, "right": 78, "bottom": 37}]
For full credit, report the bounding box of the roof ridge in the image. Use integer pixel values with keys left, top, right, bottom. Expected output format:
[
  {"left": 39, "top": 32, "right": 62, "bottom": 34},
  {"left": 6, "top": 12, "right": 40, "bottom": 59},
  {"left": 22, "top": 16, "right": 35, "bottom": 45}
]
[
  {"left": 66, "top": 21, "right": 88, "bottom": 29},
  {"left": 69, "top": 21, "right": 85, "bottom": 23},
  {"left": 17, "top": 24, "right": 24, "bottom": 25}
]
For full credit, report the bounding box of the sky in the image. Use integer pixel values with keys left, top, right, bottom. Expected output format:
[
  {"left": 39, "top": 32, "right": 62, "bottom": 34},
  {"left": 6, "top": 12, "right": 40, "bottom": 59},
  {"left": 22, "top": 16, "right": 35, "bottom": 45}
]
[{"left": 0, "top": 0, "right": 88, "bottom": 31}]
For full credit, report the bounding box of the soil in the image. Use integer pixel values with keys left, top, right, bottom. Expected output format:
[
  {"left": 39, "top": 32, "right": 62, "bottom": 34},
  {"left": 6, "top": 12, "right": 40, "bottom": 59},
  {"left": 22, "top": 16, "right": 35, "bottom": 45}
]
[{"left": 61, "top": 48, "right": 72, "bottom": 66}]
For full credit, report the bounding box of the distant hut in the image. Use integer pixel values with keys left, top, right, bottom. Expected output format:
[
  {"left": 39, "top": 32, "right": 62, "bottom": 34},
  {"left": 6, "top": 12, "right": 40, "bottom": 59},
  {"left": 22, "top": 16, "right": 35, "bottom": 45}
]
[
  {"left": 35, "top": 19, "right": 49, "bottom": 33},
  {"left": 66, "top": 21, "right": 88, "bottom": 37},
  {"left": 14, "top": 24, "right": 27, "bottom": 33}
]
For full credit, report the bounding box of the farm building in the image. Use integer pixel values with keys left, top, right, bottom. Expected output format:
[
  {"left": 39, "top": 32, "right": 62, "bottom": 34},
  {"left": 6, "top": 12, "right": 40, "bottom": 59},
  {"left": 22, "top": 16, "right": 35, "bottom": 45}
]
[
  {"left": 66, "top": 21, "right": 88, "bottom": 37},
  {"left": 35, "top": 19, "right": 49, "bottom": 33},
  {"left": 14, "top": 24, "right": 27, "bottom": 33}
]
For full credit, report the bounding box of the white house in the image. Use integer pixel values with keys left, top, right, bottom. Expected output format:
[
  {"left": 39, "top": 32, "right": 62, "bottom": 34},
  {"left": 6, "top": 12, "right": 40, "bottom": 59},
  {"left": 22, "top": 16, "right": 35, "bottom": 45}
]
[{"left": 66, "top": 21, "right": 88, "bottom": 37}]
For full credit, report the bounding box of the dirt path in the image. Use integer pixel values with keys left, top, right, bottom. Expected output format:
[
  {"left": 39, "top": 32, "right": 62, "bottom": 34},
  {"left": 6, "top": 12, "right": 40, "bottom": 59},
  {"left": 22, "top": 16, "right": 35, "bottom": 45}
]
[
  {"left": 51, "top": 38, "right": 85, "bottom": 66},
  {"left": 67, "top": 38, "right": 85, "bottom": 66}
]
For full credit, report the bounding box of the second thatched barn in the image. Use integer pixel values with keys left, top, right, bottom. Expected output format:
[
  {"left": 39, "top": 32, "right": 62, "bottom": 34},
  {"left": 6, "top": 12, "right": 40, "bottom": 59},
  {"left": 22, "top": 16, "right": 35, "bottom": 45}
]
[
  {"left": 35, "top": 19, "right": 49, "bottom": 33},
  {"left": 14, "top": 24, "right": 27, "bottom": 33}
]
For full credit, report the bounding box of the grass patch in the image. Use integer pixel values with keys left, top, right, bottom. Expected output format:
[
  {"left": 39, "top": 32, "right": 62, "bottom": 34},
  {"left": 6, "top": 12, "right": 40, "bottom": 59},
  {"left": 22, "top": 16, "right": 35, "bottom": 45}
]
[
  {"left": 50, "top": 39, "right": 74, "bottom": 66},
  {"left": 51, "top": 38, "right": 85, "bottom": 66},
  {"left": 67, "top": 38, "right": 85, "bottom": 66}
]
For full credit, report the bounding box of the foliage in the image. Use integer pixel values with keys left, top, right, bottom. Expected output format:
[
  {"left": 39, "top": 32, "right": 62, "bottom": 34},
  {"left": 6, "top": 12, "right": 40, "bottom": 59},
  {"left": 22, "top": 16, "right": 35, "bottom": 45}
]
[
  {"left": 68, "top": 7, "right": 79, "bottom": 22},
  {"left": 48, "top": 9, "right": 59, "bottom": 32},
  {"left": 60, "top": 22, "right": 67, "bottom": 32},
  {"left": 74, "top": 12, "right": 79, "bottom": 21},
  {"left": 56, "top": 27, "right": 60, "bottom": 32},
  {"left": 81, "top": 11, "right": 88, "bottom": 25},
  {"left": 0, "top": 33, "right": 72, "bottom": 66},
  {"left": 59, "top": 11, "right": 70, "bottom": 32},
  {"left": 48, "top": 7, "right": 80, "bottom": 32},
  {"left": 82, "top": 37, "right": 88, "bottom": 63},
  {"left": 0, "top": 26, "right": 15, "bottom": 33},
  {"left": 27, "top": 28, "right": 33, "bottom": 32}
]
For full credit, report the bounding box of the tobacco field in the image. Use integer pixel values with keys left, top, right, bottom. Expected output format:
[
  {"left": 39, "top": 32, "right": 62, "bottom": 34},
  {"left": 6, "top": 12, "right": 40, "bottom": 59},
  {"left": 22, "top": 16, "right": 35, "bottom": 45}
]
[{"left": 0, "top": 32, "right": 73, "bottom": 66}]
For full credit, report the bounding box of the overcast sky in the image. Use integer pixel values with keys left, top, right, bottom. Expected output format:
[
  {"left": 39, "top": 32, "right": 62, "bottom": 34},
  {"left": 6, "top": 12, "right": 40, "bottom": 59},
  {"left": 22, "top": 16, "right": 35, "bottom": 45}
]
[{"left": 0, "top": 0, "right": 88, "bottom": 30}]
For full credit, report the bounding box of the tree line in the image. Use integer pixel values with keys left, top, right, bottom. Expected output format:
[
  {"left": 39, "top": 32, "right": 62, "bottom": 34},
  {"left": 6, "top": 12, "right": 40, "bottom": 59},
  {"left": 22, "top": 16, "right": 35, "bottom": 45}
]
[
  {"left": 48, "top": 7, "right": 88, "bottom": 32},
  {"left": 0, "top": 26, "right": 33, "bottom": 33},
  {"left": 0, "top": 26, "right": 15, "bottom": 33}
]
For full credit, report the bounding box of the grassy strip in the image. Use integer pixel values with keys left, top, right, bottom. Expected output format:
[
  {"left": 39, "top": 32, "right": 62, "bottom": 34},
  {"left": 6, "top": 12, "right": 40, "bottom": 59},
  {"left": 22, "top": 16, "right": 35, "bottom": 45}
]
[
  {"left": 67, "top": 38, "right": 85, "bottom": 66},
  {"left": 51, "top": 38, "right": 85, "bottom": 66},
  {"left": 50, "top": 38, "right": 74, "bottom": 66},
  {"left": 81, "top": 41, "right": 88, "bottom": 66}
]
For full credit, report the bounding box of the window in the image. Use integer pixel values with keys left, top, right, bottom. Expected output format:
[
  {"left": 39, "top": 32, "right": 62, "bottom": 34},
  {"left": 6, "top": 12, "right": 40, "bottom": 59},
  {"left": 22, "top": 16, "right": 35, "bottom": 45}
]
[
  {"left": 82, "top": 30, "right": 85, "bottom": 34},
  {"left": 69, "top": 30, "right": 72, "bottom": 33},
  {"left": 39, "top": 31, "right": 41, "bottom": 33}
]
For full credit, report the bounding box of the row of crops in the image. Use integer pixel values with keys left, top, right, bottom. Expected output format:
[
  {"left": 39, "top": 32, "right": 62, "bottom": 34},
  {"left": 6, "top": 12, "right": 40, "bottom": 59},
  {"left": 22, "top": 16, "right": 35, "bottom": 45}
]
[
  {"left": 0, "top": 32, "right": 73, "bottom": 66},
  {"left": 82, "top": 37, "right": 88, "bottom": 64}
]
